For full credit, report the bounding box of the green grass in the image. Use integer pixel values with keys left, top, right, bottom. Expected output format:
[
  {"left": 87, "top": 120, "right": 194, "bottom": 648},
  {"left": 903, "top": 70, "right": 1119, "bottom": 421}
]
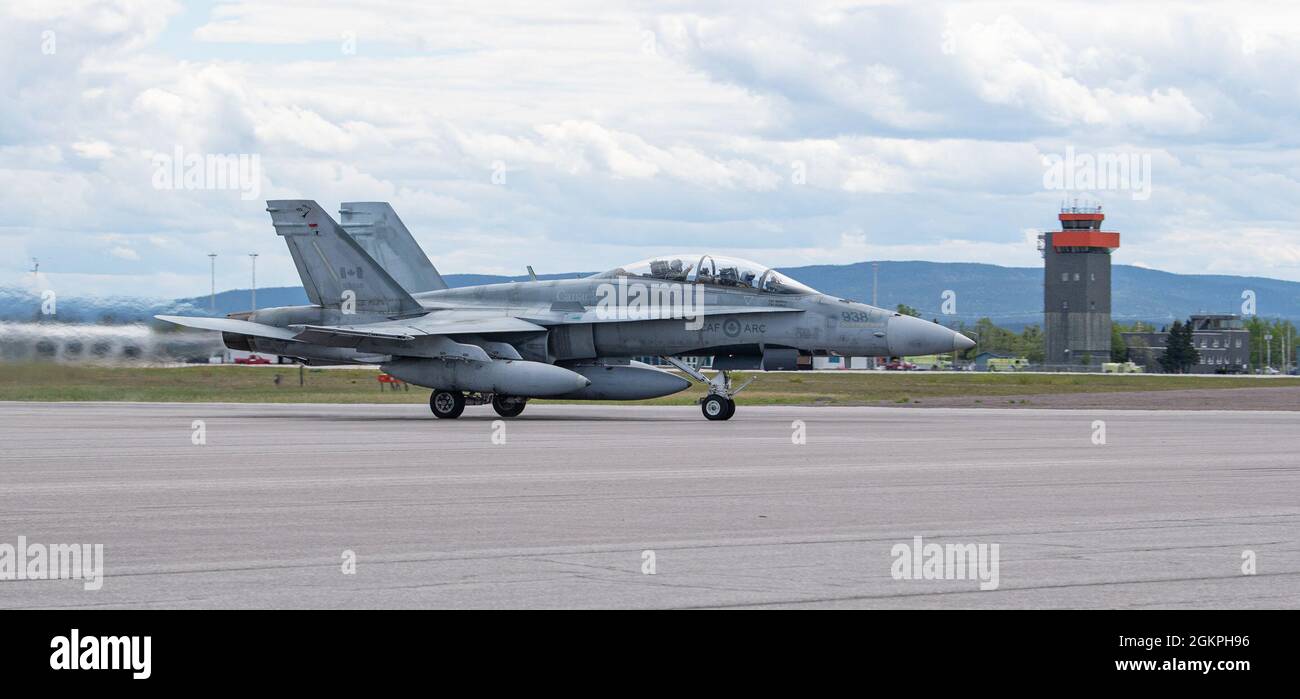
[{"left": 0, "top": 363, "right": 1296, "bottom": 406}]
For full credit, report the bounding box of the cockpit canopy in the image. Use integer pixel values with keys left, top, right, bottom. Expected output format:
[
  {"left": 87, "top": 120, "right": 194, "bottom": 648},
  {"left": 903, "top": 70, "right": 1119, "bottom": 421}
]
[{"left": 595, "top": 254, "right": 818, "bottom": 295}]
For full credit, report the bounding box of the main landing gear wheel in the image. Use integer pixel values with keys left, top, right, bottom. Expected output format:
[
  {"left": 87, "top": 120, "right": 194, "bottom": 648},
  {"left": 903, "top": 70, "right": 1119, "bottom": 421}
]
[
  {"left": 702, "top": 395, "right": 734, "bottom": 421},
  {"left": 492, "top": 395, "right": 527, "bottom": 418},
  {"left": 430, "top": 390, "right": 465, "bottom": 419}
]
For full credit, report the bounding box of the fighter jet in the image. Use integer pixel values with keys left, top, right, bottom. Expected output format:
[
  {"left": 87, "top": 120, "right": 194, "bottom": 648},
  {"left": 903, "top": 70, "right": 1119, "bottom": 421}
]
[{"left": 157, "top": 200, "right": 974, "bottom": 421}]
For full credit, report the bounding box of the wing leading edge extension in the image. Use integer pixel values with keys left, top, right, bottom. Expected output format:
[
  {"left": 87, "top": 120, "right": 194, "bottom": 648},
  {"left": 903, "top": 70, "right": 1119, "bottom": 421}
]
[{"left": 526, "top": 304, "right": 805, "bottom": 325}]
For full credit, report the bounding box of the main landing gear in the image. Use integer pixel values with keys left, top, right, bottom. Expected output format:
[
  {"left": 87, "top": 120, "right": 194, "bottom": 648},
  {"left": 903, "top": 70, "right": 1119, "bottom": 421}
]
[
  {"left": 491, "top": 394, "right": 528, "bottom": 418},
  {"left": 428, "top": 390, "right": 528, "bottom": 419},
  {"left": 659, "top": 356, "right": 754, "bottom": 421},
  {"left": 430, "top": 390, "right": 465, "bottom": 419}
]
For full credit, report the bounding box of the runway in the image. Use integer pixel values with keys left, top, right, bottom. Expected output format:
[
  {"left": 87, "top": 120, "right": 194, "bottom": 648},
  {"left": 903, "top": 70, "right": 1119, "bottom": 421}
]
[{"left": 1, "top": 401, "right": 1297, "bottom": 609}]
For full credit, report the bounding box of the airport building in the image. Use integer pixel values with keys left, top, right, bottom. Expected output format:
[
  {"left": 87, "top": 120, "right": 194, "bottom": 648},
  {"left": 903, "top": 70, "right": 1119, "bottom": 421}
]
[
  {"left": 1041, "top": 205, "right": 1119, "bottom": 367},
  {"left": 1122, "top": 314, "right": 1251, "bottom": 374}
]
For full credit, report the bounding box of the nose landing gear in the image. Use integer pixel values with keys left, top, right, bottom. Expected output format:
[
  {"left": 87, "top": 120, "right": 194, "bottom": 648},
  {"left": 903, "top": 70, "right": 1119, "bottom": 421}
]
[
  {"left": 660, "top": 356, "right": 753, "bottom": 421},
  {"left": 700, "top": 394, "right": 736, "bottom": 421}
]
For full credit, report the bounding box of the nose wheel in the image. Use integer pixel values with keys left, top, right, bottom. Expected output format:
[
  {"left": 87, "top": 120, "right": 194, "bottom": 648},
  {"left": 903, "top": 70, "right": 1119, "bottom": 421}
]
[{"left": 701, "top": 395, "right": 736, "bottom": 421}]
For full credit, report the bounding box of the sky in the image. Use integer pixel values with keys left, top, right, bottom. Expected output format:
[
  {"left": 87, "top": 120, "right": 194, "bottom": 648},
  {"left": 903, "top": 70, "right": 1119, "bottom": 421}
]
[{"left": 2, "top": 0, "right": 1299, "bottom": 299}]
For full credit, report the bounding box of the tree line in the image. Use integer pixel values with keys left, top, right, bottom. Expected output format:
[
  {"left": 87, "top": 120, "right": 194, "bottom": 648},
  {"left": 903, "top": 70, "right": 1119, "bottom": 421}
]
[{"left": 905, "top": 304, "right": 1297, "bottom": 373}]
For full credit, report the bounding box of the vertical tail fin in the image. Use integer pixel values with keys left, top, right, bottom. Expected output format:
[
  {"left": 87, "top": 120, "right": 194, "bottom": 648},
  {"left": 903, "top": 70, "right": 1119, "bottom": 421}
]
[
  {"left": 266, "top": 200, "right": 424, "bottom": 317},
  {"left": 339, "top": 202, "right": 447, "bottom": 293}
]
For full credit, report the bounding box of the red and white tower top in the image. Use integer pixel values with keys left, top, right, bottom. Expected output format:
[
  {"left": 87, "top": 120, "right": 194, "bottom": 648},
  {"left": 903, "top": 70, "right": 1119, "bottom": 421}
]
[{"left": 1054, "top": 204, "right": 1120, "bottom": 251}]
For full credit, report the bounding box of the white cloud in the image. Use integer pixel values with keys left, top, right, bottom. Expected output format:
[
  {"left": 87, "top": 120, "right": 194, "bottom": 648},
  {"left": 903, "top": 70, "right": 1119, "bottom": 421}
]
[
  {"left": 108, "top": 245, "right": 139, "bottom": 260},
  {"left": 952, "top": 14, "right": 1206, "bottom": 133},
  {"left": 72, "top": 140, "right": 115, "bottom": 159}
]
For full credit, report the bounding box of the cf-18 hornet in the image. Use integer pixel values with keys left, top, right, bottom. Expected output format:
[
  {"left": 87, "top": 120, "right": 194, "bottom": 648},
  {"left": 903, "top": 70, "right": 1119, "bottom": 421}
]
[{"left": 158, "top": 200, "right": 974, "bottom": 421}]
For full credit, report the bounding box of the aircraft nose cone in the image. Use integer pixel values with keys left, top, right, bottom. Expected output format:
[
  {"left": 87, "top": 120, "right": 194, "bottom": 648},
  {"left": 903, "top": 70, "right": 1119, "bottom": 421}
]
[{"left": 887, "top": 314, "right": 972, "bottom": 356}]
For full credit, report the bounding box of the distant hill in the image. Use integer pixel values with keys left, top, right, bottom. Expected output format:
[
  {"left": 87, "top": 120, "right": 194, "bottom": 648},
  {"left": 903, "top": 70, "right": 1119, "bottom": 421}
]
[
  {"left": 779, "top": 262, "right": 1295, "bottom": 327},
  {"left": 2, "top": 263, "right": 1294, "bottom": 328}
]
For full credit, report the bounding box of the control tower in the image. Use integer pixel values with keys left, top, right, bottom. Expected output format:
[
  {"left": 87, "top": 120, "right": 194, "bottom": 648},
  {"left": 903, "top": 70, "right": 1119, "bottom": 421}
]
[{"left": 1041, "top": 204, "right": 1120, "bottom": 367}]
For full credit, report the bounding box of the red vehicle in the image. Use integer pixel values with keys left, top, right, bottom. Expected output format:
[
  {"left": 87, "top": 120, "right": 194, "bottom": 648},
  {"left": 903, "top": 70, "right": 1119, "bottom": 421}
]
[
  {"left": 234, "top": 354, "right": 272, "bottom": 365},
  {"left": 884, "top": 359, "right": 917, "bottom": 371}
]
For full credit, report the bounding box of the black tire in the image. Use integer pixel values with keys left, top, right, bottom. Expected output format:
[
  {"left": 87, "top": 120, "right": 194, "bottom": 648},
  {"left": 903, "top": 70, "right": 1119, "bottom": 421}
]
[
  {"left": 723, "top": 398, "right": 736, "bottom": 420},
  {"left": 430, "top": 390, "right": 465, "bottom": 419},
  {"left": 701, "top": 395, "right": 731, "bottom": 421},
  {"left": 492, "top": 395, "right": 527, "bottom": 418}
]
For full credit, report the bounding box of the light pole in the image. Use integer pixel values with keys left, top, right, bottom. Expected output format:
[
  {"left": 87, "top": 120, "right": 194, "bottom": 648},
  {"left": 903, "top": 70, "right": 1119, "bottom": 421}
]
[
  {"left": 249, "top": 253, "right": 258, "bottom": 311},
  {"left": 1265, "top": 333, "right": 1273, "bottom": 372},
  {"left": 208, "top": 253, "right": 217, "bottom": 311},
  {"left": 871, "top": 262, "right": 879, "bottom": 369}
]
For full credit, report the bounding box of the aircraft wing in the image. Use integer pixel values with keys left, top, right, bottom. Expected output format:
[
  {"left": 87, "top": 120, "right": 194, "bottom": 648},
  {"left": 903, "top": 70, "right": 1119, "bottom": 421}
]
[
  {"left": 291, "top": 312, "right": 546, "bottom": 344},
  {"left": 154, "top": 315, "right": 303, "bottom": 342},
  {"left": 284, "top": 312, "right": 549, "bottom": 360},
  {"left": 156, "top": 311, "right": 543, "bottom": 348}
]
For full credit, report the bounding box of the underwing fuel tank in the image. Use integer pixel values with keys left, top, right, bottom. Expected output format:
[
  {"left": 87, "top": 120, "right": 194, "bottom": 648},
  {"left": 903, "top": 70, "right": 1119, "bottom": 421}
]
[
  {"left": 382, "top": 358, "right": 591, "bottom": 397},
  {"left": 554, "top": 361, "right": 693, "bottom": 400}
]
